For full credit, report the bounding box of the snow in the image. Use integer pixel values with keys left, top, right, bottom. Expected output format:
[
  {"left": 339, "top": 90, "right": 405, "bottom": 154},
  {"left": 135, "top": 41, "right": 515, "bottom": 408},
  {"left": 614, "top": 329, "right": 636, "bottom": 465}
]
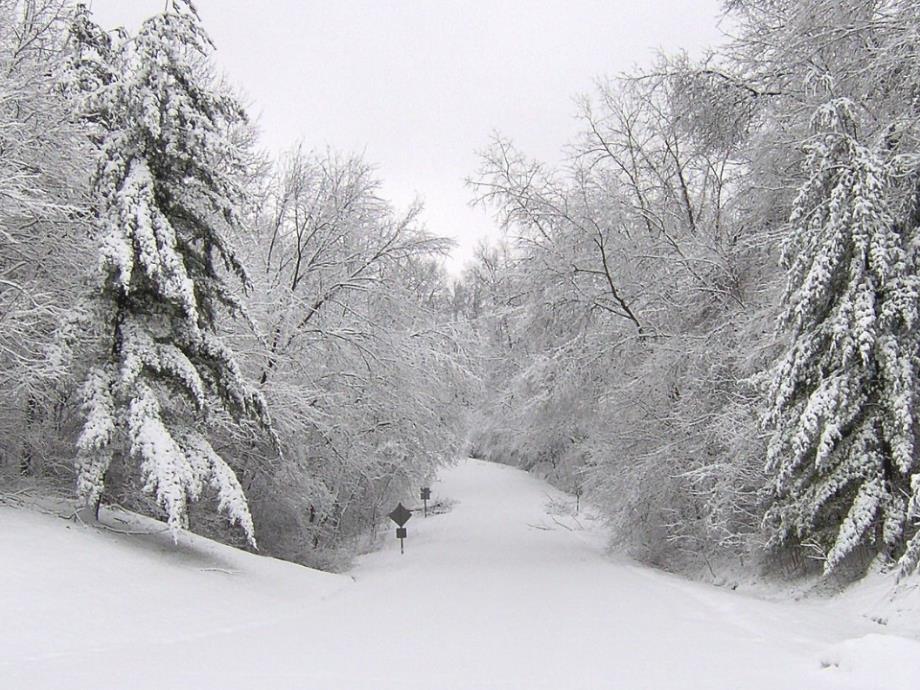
[
  {"left": 820, "top": 634, "right": 920, "bottom": 685},
  {"left": 2, "top": 458, "right": 919, "bottom": 689}
]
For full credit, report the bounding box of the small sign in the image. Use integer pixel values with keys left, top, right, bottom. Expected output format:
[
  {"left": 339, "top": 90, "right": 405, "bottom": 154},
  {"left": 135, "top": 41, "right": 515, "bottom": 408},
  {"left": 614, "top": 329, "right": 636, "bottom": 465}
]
[
  {"left": 388, "top": 502, "right": 412, "bottom": 527},
  {"left": 396, "top": 527, "right": 407, "bottom": 539},
  {"left": 420, "top": 487, "right": 431, "bottom": 517}
]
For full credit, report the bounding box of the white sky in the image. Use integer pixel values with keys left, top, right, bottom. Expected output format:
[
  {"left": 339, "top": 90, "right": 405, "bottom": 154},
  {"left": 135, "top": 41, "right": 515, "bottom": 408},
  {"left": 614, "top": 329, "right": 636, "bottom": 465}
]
[{"left": 87, "top": 0, "right": 725, "bottom": 273}]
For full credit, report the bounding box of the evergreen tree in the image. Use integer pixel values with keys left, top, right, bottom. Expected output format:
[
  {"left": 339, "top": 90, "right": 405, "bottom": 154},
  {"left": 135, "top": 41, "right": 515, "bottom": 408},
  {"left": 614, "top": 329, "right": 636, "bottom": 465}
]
[
  {"left": 72, "top": 0, "right": 271, "bottom": 543},
  {"left": 764, "top": 98, "right": 920, "bottom": 575}
]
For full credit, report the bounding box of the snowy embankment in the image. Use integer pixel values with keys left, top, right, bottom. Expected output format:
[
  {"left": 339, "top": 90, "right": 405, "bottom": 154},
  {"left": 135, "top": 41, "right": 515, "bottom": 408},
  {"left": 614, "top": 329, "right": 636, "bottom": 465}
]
[{"left": 2, "top": 459, "right": 920, "bottom": 689}]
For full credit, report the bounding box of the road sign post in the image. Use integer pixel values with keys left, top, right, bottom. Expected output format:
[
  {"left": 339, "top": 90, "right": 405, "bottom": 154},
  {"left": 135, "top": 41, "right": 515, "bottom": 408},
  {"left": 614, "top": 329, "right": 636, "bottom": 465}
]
[
  {"left": 420, "top": 487, "right": 431, "bottom": 516},
  {"left": 388, "top": 502, "right": 411, "bottom": 554}
]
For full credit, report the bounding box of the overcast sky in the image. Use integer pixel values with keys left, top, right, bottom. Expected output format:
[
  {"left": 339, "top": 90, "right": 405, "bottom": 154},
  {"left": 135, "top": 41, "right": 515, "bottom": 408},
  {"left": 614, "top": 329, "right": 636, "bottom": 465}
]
[{"left": 87, "top": 0, "right": 725, "bottom": 272}]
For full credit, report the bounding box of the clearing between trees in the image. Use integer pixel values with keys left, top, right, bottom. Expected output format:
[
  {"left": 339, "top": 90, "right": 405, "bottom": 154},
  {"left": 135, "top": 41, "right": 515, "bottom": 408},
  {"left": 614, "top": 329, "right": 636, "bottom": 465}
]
[{"left": 2, "top": 458, "right": 919, "bottom": 689}]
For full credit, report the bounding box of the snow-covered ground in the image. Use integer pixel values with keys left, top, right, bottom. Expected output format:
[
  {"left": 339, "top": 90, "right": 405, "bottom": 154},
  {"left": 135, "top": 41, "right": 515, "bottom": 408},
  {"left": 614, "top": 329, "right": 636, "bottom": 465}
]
[{"left": 2, "top": 458, "right": 919, "bottom": 689}]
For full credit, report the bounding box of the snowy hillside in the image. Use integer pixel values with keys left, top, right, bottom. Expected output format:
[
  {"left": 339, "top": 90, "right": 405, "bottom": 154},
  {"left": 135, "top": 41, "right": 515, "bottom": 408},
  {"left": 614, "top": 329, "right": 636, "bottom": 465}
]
[
  {"left": 0, "top": 496, "right": 347, "bottom": 686},
  {"left": 2, "top": 459, "right": 920, "bottom": 689}
]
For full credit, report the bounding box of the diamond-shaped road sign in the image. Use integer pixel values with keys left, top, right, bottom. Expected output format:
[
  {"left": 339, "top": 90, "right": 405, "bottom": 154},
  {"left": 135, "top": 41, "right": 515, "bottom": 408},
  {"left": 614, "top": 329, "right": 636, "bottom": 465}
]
[{"left": 388, "top": 502, "right": 412, "bottom": 527}]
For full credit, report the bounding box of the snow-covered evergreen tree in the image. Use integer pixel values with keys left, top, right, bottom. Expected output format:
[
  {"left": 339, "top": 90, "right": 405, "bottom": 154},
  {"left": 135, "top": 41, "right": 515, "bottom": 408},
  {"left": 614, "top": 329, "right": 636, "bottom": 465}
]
[
  {"left": 71, "top": 0, "right": 270, "bottom": 543},
  {"left": 764, "top": 98, "right": 920, "bottom": 575}
]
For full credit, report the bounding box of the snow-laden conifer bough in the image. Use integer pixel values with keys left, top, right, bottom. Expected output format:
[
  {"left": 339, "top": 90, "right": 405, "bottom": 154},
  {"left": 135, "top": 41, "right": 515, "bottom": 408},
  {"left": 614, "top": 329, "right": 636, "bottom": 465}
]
[{"left": 67, "top": 0, "right": 275, "bottom": 544}]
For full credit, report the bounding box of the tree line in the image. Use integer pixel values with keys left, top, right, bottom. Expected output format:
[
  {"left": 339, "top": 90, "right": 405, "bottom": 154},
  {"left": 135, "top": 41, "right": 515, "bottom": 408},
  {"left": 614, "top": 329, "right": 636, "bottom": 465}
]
[
  {"left": 459, "top": 0, "right": 920, "bottom": 581},
  {"left": 0, "top": 0, "right": 472, "bottom": 569},
  {"left": 3, "top": 0, "right": 919, "bottom": 584}
]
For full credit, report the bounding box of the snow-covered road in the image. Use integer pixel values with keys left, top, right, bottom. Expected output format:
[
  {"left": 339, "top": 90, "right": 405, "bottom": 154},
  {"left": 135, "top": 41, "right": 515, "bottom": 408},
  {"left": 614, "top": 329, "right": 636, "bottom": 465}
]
[{"left": 3, "top": 458, "right": 919, "bottom": 689}]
